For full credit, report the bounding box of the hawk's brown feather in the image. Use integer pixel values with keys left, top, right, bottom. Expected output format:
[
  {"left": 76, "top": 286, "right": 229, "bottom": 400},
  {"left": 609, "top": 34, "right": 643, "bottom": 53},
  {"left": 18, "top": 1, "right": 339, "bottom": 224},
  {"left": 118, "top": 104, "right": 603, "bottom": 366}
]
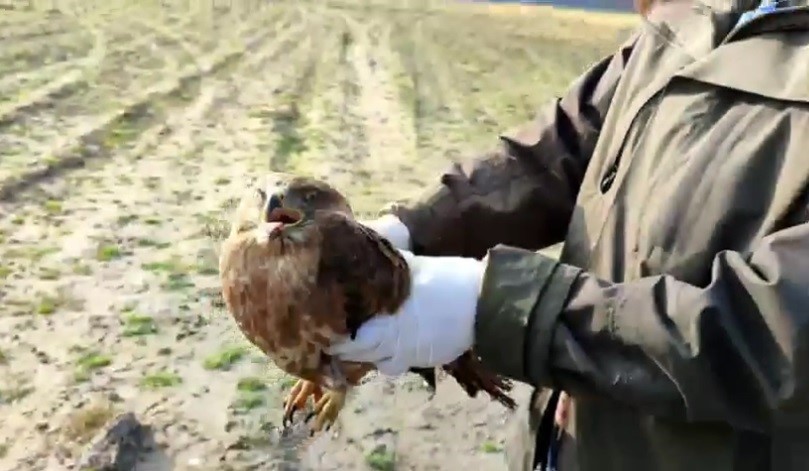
[{"left": 314, "top": 210, "right": 411, "bottom": 338}]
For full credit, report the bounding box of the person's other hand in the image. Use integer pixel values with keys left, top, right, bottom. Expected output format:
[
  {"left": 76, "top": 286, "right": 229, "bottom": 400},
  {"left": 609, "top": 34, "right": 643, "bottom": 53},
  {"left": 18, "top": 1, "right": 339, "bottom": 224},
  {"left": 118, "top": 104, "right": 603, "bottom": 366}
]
[
  {"left": 326, "top": 250, "right": 484, "bottom": 376},
  {"left": 555, "top": 391, "right": 571, "bottom": 428},
  {"left": 360, "top": 214, "right": 411, "bottom": 251}
]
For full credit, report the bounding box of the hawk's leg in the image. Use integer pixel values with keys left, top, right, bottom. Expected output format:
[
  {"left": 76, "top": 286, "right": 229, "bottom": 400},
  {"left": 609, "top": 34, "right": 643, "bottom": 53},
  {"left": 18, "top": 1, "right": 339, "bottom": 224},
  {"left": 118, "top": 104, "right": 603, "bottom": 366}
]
[
  {"left": 348, "top": 324, "right": 360, "bottom": 340},
  {"left": 343, "top": 285, "right": 363, "bottom": 341},
  {"left": 410, "top": 367, "right": 437, "bottom": 396},
  {"left": 304, "top": 386, "right": 348, "bottom": 435},
  {"left": 282, "top": 380, "right": 323, "bottom": 427}
]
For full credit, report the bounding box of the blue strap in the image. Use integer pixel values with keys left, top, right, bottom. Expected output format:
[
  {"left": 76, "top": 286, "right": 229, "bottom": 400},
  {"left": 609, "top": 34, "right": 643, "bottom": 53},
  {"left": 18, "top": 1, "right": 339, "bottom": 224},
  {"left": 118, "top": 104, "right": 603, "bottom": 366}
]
[
  {"left": 736, "top": 0, "right": 782, "bottom": 27},
  {"left": 545, "top": 428, "right": 562, "bottom": 471}
]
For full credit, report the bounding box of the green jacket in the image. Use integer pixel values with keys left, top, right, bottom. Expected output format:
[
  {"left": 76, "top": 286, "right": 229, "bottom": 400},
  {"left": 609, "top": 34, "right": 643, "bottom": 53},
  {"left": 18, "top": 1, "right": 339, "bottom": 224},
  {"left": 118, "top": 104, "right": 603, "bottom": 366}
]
[{"left": 387, "top": 0, "right": 809, "bottom": 469}]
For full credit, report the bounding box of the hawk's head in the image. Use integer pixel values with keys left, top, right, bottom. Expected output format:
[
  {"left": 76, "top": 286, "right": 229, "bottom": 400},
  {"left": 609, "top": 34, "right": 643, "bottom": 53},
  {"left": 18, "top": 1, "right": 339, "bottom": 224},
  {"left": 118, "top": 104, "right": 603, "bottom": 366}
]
[{"left": 257, "top": 176, "right": 352, "bottom": 241}]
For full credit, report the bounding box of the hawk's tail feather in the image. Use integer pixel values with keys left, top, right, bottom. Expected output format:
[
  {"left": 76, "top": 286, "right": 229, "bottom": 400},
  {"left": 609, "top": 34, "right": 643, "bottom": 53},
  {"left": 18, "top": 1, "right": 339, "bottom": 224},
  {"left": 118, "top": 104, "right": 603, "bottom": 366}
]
[{"left": 443, "top": 351, "right": 517, "bottom": 410}]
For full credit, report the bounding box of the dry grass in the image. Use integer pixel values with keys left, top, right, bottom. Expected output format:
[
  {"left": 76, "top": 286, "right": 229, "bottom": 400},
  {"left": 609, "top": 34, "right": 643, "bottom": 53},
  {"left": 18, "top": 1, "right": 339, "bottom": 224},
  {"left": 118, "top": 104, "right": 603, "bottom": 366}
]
[
  {"left": 62, "top": 400, "right": 115, "bottom": 444},
  {"left": 0, "top": 0, "right": 633, "bottom": 469}
]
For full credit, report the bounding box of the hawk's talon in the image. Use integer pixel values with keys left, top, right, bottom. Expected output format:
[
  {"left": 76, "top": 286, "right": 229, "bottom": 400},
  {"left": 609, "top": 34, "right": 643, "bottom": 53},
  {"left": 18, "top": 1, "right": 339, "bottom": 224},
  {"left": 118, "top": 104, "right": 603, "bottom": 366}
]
[
  {"left": 282, "top": 407, "right": 299, "bottom": 428},
  {"left": 282, "top": 380, "right": 322, "bottom": 428},
  {"left": 308, "top": 388, "right": 347, "bottom": 434}
]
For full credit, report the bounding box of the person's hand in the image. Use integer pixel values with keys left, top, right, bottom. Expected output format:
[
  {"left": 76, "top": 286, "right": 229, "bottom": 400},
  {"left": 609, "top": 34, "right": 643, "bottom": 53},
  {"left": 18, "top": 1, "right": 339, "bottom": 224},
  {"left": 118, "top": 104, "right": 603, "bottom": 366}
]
[
  {"left": 360, "top": 214, "right": 411, "bottom": 251},
  {"left": 555, "top": 392, "right": 571, "bottom": 428},
  {"left": 327, "top": 250, "right": 484, "bottom": 376}
]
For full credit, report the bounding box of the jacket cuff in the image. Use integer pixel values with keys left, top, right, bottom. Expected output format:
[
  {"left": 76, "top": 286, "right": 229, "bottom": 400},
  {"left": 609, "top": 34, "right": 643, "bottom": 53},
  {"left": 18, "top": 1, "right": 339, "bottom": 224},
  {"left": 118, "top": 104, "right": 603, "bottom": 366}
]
[
  {"left": 474, "top": 244, "right": 582, "bottom": 385},
  {"left": 384, "top": 187, "right": 465, "bottom": 256}
]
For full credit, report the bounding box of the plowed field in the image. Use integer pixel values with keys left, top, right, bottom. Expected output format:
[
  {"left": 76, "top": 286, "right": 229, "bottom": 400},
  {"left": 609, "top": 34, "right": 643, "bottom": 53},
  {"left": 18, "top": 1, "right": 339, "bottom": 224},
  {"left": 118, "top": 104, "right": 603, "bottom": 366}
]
[{"left": 0, "top": 1, "right": 636, "bottom": 469}]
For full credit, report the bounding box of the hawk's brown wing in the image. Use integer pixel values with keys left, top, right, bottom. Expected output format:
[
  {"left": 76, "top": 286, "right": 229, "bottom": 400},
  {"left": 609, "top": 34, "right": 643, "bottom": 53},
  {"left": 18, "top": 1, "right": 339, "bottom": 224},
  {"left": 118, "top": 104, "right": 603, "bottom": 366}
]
[
  {"left": 312, "top": 210, "right": 513, "bottom": 405},
  {"left": 313, "top": 210, "right": 411, "bottom": 339}
]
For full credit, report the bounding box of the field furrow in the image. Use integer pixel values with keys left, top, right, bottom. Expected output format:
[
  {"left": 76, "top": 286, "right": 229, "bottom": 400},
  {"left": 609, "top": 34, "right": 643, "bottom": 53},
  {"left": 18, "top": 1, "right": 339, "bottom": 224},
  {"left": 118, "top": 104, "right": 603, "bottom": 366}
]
[
  {"left": 0, "top": 24, "right": 107, "bottom": 125},
  {"left": 0, "top": 9, "right": 281, "bottom": 197},
  {"left": 388, "top": 16, "right": 474, "bottom": 177},
  {"left": 0, "top": 14, "right": 79, "bottom": 41},
  {"left": 0, "top": 30, "right": 96, "bottom": 77},
  {"left": 0, "top": 2, "right": 637, "bottom": 469},
  {"left": 341, "top": 18, "right": 420, "bottom": 204}
]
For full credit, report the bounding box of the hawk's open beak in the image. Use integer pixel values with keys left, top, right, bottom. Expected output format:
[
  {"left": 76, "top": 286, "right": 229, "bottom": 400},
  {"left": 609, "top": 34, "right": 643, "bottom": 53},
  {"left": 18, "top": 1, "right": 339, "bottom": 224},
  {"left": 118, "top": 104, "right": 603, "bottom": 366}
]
[
  {"left": 266, "top": 206, "right": 303, "bottom": 228},
  {"left": 265, "top": 190, "right": 304, "bottom": 226},
  {"left": 265, "top": 193, "right": 283, "bottom": 221}
]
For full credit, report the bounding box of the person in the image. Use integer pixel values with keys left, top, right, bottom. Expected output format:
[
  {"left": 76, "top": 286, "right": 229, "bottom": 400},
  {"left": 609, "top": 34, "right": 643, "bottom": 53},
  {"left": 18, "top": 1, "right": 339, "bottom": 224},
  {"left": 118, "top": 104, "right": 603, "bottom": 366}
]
[{"left": 327, "top": 0, "right": 809, "bottom": 469}]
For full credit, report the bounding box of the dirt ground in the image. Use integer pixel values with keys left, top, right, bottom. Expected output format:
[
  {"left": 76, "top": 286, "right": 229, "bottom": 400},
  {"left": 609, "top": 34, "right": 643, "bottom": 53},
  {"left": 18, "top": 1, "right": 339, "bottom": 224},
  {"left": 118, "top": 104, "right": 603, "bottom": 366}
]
[{"left": 0, "top": 1, "right": 635, "bottom": 469}]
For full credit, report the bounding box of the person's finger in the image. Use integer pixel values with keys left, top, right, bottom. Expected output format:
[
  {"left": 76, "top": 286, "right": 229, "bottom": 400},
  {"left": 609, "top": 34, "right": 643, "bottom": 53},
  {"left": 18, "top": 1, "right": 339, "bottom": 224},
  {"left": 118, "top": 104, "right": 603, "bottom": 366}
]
[
  {"left": 326, "top": 336, "right": 382, "bottom": 359},
  {"left": 555, "top": 392, "right": 570, "bottom": 428},
  {"left": 360, "top": 215, "right": 411, "bottom": 250},
  {"left": 326, "top": 318, "right": 392, "bottom": 360},
  {"left": 376, "top": 357, "right": 409, "bottom": 377}
]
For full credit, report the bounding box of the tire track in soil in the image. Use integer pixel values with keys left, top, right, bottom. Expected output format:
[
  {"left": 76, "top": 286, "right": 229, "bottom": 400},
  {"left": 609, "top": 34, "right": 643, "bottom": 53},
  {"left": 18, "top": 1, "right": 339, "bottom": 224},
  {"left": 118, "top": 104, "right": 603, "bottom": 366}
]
[
  {"left": 421, "top": 17, "right": 513, "bottom": 110},
  {"left": 0, "top": 17, "right": 169, "bottom": 131},
  {"left": 179, "top": 8, "right": 326, "bottom": 253},
  {"left": 0, "top": 15, "right": 79, "bottom": 41},
  {"left": 264, "top": 13, "right": 349, "bottom": 182},
  {"left": 0, "top": 57, "right": 89, "bottom": 94},
  {"left": 0, "top": 30, "right": 96, "bottom": 77},
  {"left": 0, "top": 24, "right": 107, "bottom": 128},
  {"left": 418, "top": 20, "right": 525, "bottom": 134},
  {"left": 341, "top": 17, "right": 419, "bottom": 205},
  {"left": 266, "top": 38, "right": 324, "bottom": 173},
  {"left": 0, "top": 10, "right": 300, "bottom": 295},
  {"left": 283, "top": 15, "right": 370, "bottom": 203},
  {"left": 170, "top": 10, "right": 312, "bottom": 179},
  {"left": 0, "top": 6, "right": 302, "bottom": 340},
  {"left": 121, "top": 6, "right": 309, "bottom": 192},
  {"left": 0, "top": 7, "right": 266, "bottom": 202},
  {"left": 80, "top": 15, "right": 207, "bottom": 100},
  {"left": 274, "top": 10, "right": 418, "bottom": 213},
  {"left": 391, "top": 16, "right": 484, "bottom": 177},
  {"left": 0, "top": 20, "right": 276, "bottom": 210},
  {"left": 0, "top": 28, "right": 168, "bottom": 186},
  {"left": 0, "top": 26, "right": 74, "bottom": 41},
  {"left": 388, "top": 15, "right": 469, "bottom": 158},
  {"left": 131, "top": 18, "right": 204, "bottom": 75},
  {"left": 0, "top": 2, "right": 228, "bottom": 130},
  {"left": 388, "top": 19, "right": 427, "bottom": 155},
  {"left": 0, "top": 48, "right": 266, "bottom": 206}
]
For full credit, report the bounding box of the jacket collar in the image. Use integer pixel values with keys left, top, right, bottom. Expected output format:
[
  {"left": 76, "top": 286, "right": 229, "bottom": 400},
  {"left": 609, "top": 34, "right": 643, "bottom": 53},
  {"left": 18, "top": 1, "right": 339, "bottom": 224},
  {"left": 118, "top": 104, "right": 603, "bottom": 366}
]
[
  {"left": 669, "top": 0, "right": 809, "bottom": 103},
  {"left": 645, "top": 0, "right": 809, "bottom": 45},
  {"left": 727, "top": 3, "right": 809, "bottom": 41}
]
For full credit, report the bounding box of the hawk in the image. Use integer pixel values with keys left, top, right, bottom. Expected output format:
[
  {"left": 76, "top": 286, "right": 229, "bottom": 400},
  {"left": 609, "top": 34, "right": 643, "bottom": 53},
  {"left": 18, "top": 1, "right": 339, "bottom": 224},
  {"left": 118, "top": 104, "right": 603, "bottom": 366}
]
[{"left": 218, "top": 175, "right": 515, "bottom": 435}]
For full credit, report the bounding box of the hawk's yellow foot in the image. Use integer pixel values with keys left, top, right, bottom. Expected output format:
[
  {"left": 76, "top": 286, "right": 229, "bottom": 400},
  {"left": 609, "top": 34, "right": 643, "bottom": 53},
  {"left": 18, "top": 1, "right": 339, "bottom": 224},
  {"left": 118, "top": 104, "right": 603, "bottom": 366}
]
[
  {"left": 282, "top": 380, "right": 323, "bottom": 427},
  {"left": 305, "top": 387, "right": 347, "bottom": 435}
]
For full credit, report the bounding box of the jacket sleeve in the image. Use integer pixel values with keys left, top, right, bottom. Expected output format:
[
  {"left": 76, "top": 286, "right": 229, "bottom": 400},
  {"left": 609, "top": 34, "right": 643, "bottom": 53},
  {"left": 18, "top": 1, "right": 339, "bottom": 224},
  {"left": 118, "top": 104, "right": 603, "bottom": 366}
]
[
  {"left": 474, "top": 222, "right": 809, "bottom": 432},
  {"left": 387, "top": 37, "right": 635, "bottom": 259}
]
